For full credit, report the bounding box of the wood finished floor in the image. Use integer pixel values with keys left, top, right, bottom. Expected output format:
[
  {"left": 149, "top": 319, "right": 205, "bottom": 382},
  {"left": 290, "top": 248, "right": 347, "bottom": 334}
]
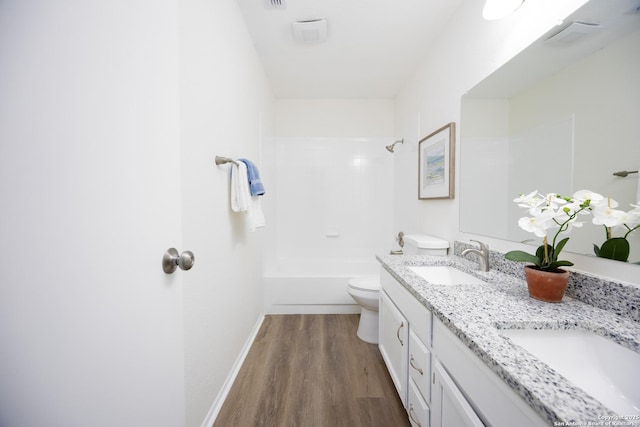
[{"left": 213, "top": 314, "right": 410, "bottom": 427}]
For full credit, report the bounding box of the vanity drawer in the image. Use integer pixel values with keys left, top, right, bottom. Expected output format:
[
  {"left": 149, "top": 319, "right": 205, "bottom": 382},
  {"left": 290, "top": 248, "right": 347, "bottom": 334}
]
[
  {"left": 408, "top": 378, "right": 430, "bottom": 427},
  {"left": 409, "top": 329, "right": 431, "bottom": 403}
]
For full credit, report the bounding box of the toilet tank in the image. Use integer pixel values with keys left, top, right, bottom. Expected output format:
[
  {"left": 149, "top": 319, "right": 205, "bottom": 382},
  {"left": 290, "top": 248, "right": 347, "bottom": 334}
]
[{"left": 403, "top": 234, "right": 449, "bottom": 256}]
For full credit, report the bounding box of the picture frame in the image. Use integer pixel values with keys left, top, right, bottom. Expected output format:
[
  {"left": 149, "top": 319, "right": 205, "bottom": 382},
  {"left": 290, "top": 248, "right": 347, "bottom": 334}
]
[{"left": 418, "top": 122, "right": 455, "bottom": 200}]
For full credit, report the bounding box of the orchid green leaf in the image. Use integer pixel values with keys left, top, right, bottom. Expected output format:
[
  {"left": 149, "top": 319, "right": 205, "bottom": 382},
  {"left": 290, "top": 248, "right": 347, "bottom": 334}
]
[{"left": 505, "top": 250, "right": 540, "bottom": 265}]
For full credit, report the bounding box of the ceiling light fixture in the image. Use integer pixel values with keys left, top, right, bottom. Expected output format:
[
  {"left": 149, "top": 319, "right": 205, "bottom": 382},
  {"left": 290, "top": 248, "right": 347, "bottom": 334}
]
[{"left": 482, "top": 0, "right": 525, "bottom": 20}]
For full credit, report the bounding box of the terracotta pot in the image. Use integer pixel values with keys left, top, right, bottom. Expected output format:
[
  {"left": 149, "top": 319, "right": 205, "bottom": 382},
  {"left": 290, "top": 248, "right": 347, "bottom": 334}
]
[{"left": 524, "top": 266, "right": 570, "bottom": 303}]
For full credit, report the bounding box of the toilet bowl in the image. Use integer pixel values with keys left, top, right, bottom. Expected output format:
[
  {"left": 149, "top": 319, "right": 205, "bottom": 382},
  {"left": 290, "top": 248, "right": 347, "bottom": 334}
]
[
  {"left": 348, "top": 234, "right": 449, "bottom": 344},
  {"left": 347, "top": 276, "right": 380, "bottom": 344}
]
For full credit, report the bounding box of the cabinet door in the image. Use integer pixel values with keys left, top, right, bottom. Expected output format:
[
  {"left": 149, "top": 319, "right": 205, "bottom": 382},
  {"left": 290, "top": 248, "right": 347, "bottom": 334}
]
[
  {"left": 379, "top": 290, "right": 409, "bottom": 406},
  {"left": 431, "top": 359, "right": 484, "bottom": 427}
]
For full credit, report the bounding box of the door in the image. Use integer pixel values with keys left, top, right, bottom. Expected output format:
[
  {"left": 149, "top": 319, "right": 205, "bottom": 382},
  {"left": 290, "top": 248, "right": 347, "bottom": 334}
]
[{"left": 0, "top": 2, "right": 185, "bottom": 427}]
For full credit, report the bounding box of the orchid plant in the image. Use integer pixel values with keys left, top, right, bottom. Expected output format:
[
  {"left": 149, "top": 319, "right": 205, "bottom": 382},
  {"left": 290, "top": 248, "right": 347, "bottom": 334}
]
[
  {"left": 505, "top": 190, "right": 595, "bottom": 272},
  {"left": 591, "top": 198, "right": 640, "bottom": 262}
]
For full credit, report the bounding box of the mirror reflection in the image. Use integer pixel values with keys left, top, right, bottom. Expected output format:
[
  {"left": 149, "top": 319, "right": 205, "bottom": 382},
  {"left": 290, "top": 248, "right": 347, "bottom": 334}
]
[{"left": 460, "top": 0, "right": 640, "bottom": 263}]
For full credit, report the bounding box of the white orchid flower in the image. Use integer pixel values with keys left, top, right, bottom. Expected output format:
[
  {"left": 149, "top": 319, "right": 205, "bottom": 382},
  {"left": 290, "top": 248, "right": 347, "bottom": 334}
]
[
  {"left": 628, "top": 203, "right": 640, "bottom": 226},
  {"left": 514, "top": 190, "right": 545, "bottom": 211},
  {"left": 573, "top": 190, "right": 604, "bottom": 205},
  {"left": 592, "top": 205, "right": 631, "bottom": 228},
  {"left": 518, "top": 209, "right": 555, "bottom": 237},
  {"left": 518, "top": 216, "right": 548, "bottom": 238}
]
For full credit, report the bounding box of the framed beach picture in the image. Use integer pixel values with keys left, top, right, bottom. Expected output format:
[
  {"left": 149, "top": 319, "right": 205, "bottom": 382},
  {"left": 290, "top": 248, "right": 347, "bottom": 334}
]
[{"left": 418, "top": 122, "right": 455, "bottom": 200}]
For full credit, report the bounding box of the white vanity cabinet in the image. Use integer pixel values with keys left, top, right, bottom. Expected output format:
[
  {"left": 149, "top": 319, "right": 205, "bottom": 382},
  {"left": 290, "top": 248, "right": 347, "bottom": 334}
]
[
  {"left": 379, "top": 267, "right": 548, "bottom": 427},
  {"left": 379, "top": 268, "right": 432, "bottom": 425}
]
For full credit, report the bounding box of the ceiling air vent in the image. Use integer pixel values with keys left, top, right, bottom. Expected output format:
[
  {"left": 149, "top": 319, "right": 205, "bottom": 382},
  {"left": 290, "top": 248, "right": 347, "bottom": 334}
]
[
  {"left": 545, "top": 21, "right": 603, "bottom": 45},
  {"left": 264, "top": 0, "right": 286, "bottom": 10},
  {"left": 292, "top": 19, "right": 328, "bottom": 43}
]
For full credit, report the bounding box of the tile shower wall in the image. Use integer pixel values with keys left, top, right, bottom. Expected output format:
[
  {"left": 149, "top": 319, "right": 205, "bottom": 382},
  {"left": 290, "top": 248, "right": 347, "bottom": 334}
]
[{"left": 263, "top": 137, "right": 394, "bottom": 270}]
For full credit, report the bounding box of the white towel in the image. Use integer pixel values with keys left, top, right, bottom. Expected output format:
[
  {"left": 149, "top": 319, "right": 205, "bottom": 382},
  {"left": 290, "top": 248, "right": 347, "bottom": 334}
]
[
  {"left": 247, "top": 196, "right": 265, "bottom": 232},
  {"left": 231, "top": 162, "right": 251, "bottom": 213},
  {"left": 230, "top": 161, "right": 265, "bottom": 231}
]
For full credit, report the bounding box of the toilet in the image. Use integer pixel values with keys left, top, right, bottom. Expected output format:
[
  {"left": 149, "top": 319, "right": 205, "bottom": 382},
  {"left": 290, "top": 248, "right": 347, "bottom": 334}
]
[
  {"left": 347, "top": 234, "right": 449, "bottom": 344},
  {"left": 403, "top": 234, "right": 449, "bottom": 256},
  {"left": 347, "top": 276, "right": 381, "bottom": 344}
]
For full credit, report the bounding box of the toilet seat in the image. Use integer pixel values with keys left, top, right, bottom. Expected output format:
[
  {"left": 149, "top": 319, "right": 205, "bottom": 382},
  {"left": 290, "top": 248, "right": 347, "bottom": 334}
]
[{"left": 348, "top": 276, "right": 380, "bottom": 292}]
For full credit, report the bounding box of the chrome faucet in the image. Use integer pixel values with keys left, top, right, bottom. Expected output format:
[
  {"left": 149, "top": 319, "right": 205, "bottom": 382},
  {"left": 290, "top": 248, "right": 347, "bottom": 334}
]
[{"left": 461, "top": 240, "right": 490, "bottom": 272}]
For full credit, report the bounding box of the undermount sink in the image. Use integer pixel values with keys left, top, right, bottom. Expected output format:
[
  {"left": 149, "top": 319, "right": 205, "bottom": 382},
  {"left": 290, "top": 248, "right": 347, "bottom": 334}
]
[
  {"left": 500, "top": 328, "right": 640, "bottom": 416},
  {"left": 408, "top": 266, "right": 487, "bottom": 286}
]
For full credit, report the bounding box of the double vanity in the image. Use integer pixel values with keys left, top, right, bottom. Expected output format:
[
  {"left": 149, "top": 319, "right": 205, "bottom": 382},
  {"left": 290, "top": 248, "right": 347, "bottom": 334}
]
[{"left": 377, "top": 246, "right": 640, "bottom": 426}]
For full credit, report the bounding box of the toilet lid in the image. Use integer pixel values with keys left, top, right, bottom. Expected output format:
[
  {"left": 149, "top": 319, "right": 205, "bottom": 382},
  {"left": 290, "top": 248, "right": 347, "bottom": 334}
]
[{"left": 348, "top": 276, "right": 380, "bottom": 291}]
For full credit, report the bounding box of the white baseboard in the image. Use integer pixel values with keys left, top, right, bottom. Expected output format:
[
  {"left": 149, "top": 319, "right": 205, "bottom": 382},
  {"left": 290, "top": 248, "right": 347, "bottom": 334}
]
[{"left": 200, "top": 313, "right": 265, "bottom": 427}]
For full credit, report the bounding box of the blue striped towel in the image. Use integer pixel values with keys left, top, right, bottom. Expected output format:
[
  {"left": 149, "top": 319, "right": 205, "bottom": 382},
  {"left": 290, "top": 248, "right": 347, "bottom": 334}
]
[{"left": 238, "top": 158, "right": 265, "bottom": 196}]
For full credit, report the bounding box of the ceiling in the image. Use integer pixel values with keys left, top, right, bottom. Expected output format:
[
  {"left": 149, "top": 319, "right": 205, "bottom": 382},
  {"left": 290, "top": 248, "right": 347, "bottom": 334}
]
[{"left": 235, "top": 0, "right": 465, "bottom": 98}]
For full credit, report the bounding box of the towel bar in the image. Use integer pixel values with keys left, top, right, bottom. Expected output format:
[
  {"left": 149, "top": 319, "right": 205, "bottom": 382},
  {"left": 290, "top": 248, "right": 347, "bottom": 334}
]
[
  {"left": 612, "top": 170, "right": 639, "bottom": 177},
  {"left": 215, "top": 156, "right": 239, "bottom": 166}
]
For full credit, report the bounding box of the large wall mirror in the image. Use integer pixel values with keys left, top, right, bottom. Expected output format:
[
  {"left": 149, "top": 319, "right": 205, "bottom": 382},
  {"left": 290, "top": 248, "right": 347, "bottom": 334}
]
[{"left": 460, "top": 0, "right": 640, "bottom": 264}]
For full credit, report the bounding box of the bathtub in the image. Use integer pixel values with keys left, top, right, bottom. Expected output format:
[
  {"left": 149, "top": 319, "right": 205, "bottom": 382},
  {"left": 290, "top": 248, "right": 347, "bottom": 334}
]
[{"left": 263, "top": 258, "right": 379, "bottom": 314}]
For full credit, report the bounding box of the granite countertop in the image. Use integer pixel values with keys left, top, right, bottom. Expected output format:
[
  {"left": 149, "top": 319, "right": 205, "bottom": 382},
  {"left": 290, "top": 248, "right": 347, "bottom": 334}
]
[{"left": 376, "top": 254, "right": 640, "bottom": 426}]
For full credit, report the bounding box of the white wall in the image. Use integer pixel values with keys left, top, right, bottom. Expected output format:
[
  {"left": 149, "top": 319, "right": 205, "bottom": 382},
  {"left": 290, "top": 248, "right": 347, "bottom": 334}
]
[
  {"left": 180, "top": 0, "right": 274, "bottom": 425},
  {"left": 0, "top": 1, "right": 185, "bottom": 426}
]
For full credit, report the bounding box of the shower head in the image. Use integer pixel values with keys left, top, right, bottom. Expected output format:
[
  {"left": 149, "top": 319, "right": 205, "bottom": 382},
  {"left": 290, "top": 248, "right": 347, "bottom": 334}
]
[{"left": 385, "top": 139, "right": 404, "bottom": 153}]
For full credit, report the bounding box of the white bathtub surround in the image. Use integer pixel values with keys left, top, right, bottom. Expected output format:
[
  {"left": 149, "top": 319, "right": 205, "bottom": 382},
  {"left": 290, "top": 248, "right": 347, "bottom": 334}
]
[
  {"left": 262, "top": 137, "right": 394, "bottom": 313},
  {"left": 264, "top": 258, "right": 379, "bottom": 314}
]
